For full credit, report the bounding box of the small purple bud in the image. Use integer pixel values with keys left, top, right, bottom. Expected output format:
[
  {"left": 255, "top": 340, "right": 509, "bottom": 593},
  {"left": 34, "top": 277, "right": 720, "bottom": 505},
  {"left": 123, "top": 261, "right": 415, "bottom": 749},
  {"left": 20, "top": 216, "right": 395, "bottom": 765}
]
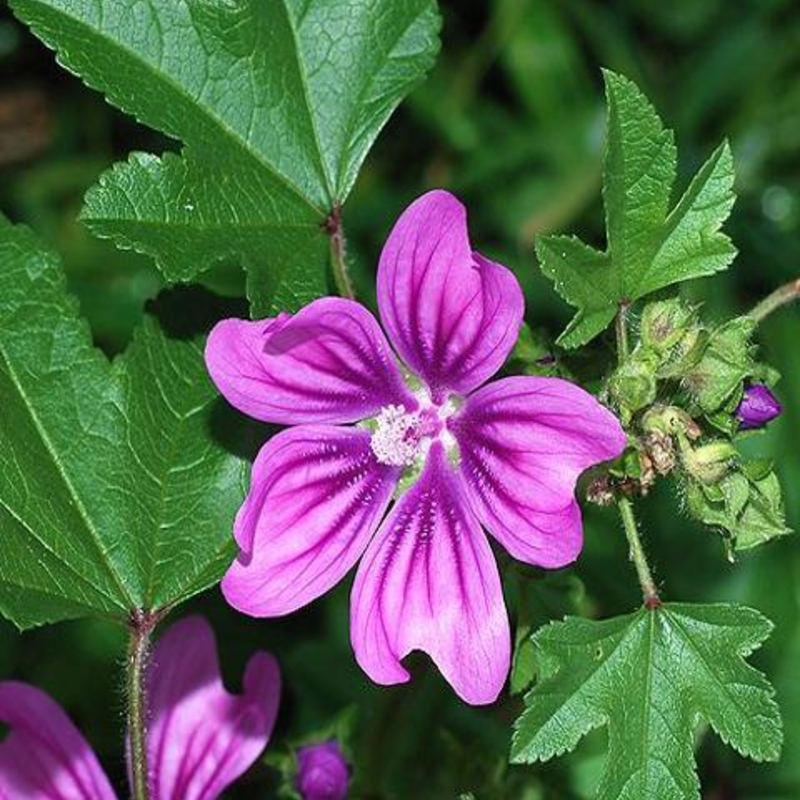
[
  {"left": 735, "top": 384, "right": 782, "bottom": 430},
  {"left": 296, "top": 741, "right": 349, "bottom": 800}
]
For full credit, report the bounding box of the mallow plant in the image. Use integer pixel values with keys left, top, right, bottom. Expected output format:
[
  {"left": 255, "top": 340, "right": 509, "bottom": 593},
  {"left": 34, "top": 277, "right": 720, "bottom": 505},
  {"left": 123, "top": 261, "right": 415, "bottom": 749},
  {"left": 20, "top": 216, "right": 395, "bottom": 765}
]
[{"left": 0, "top": 1, "right": 797, "bottom": 799}]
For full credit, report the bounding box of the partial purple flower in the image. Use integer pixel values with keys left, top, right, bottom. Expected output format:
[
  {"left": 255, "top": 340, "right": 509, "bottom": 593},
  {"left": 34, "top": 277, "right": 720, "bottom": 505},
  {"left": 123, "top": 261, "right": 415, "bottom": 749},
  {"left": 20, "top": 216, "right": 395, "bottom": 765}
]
[
  {"left": 207, "top": 190, "right": 626, "bottom": 705},
  {"left": 736, "top": 383, "right": 782, "bottom": 430},
  {"left": 296, "top": 741, "right": 349, "bottom": 800},
  {"left": 0, "top": 616, "right": 280, "bottom": 800}
]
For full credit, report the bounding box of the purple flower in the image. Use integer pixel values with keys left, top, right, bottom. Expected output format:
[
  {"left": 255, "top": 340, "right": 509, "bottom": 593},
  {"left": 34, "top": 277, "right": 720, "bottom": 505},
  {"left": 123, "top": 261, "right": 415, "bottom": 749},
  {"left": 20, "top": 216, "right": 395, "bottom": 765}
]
[
  {"left": 296, "top": 741, "right": 349, "bottom": 800},
  {"left": 0, "top": 616, "right": 280, "bottom": 800},
  {"left": 206, "top": 190, "right": 626, "bottom": 704},
  {"left": 736, "top": 383, "right": 782, "bottom": 430}
]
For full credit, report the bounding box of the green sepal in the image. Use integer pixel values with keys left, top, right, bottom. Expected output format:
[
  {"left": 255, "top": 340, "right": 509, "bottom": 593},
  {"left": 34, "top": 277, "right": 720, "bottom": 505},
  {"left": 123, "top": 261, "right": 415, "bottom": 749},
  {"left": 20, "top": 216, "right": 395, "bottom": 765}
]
[
  {"left": 684, "top": 316, "right": 756, "bottom": 414},
  {"left": 686, "top": 462, "right": 791, "bottom": 551}
]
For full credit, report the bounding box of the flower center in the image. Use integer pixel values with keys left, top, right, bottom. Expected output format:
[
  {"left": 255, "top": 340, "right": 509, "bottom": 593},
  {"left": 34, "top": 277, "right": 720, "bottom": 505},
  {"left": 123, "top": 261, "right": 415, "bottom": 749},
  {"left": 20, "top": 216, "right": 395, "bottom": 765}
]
[{"left": 369, "top": 398, "right": 457, "bottom": 468}]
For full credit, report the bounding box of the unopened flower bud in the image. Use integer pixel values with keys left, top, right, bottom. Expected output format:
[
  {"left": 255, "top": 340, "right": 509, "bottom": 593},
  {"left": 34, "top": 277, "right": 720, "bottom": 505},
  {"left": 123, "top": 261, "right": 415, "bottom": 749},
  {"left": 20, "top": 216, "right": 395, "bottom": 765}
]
[
  {"left": 641, "top": 405, "right": 701, "bottom": 440},
  {"left": 641, "top": 299, "right": 697, "bottom": 352},
  {"left": 735, "top": 384, "right": 782, "bottom": 430},
  {"left": 297, "top": 741, "right": 349, "bottom": 800},
  {"left": 656, "top": 327, "right": 707, "bottom": 378},
  {"left": 608, "top": 350, "right": 659, "bottom": 417},
  {"left": 682, "top": 440, "right": 737, "bottom": 484}
]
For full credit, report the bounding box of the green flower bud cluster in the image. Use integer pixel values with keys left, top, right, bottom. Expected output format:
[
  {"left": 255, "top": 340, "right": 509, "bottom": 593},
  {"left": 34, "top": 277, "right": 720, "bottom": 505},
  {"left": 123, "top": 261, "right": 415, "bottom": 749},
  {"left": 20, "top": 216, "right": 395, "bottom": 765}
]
[
  {"left": 608, "top": 299, "right": 707, "bottom": 424},
  {"left": 599, "top": 297, "right": 789, "bottom": 554},
  {"left": 640, "top": 299, "right": 708, "bottom": 378}
]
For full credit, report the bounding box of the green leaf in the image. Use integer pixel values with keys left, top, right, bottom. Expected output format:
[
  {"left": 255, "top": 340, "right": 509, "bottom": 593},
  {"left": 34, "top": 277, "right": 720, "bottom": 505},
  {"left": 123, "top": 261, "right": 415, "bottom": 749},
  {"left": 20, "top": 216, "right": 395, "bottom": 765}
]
[
  {"left": 736, "top": 471, "right": 791, "bottom": 549},
  {"left": 684, "top": 316, "right": 755, "bottom": 414},
  {"left": 538, "top": 71, "right": 736, "bottom": 348},
  {"left": 687, "top": 467, "right": 790, "bottom": 552},
  {"left": 10, "top": 0, "right": 440, "bottom": 315},
  {"left": 0, "top": 214, "right": 246, "bottom": 629},
  {"left": 511, "top": 604, "right": 782, "bottom": 800}
]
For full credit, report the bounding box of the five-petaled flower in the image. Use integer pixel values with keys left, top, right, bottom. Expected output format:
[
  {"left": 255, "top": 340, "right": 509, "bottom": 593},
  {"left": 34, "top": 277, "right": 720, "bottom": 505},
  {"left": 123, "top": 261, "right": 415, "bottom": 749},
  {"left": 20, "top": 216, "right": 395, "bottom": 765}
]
[
  {"left": 0, "top": 616, "right": 280, "bottom": 799},
  {"left": 206, "top": 190, "right": 626, "bottom": 704}
]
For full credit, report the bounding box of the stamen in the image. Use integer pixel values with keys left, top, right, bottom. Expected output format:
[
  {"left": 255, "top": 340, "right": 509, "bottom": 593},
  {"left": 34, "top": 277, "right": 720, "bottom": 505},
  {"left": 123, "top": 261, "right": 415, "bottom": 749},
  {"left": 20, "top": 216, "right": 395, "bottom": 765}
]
[
  {"left": 370, "top": 399, "right": 461, "bottom": 468},
  {"left": 370, "top": 405, "right": 421, "bottom": 467}
]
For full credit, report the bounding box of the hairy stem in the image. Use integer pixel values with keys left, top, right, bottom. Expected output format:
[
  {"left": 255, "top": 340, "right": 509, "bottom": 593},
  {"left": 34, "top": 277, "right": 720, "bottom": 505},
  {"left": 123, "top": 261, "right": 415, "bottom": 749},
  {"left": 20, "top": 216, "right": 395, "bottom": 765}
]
[
  {"left": 614, "top": 303, "right": 660, "bottom": 607},
  {"left": 618, "top": 497, "right": 661, "bottom": 607},
  {"left": 326, "top": 204, "right": 355, "bottom": 300},
  {"left": 128, "top": 611, "right": 155, "bottom": 800},
  {"left": 749, "top": 277, "right": 800, "bottom": 323},
  {"left": 615, "top": 301, "right": 631, "bottom": 362}
]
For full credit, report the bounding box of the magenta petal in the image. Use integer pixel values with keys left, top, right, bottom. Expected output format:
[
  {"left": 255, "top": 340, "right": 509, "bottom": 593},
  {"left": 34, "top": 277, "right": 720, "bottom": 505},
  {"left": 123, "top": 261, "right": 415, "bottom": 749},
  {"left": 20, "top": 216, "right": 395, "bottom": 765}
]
[
  {"left": 205, "top": 297, "right": 414, "bottom": 425},
  {"left": 222, "top": 425, "right": 400, "bottom": 616},
  {"left": 0, "top": 682, "right": 117, "bottom": 800},
  {"left": 377, "top": 191, "right": 524, "bottom": 398},
  {"left": 147, "top": 616, "right": 280, "bottom": 800},
  {"left": 451, "top": 376, "right": 627, "bottom": 568},
  {"left": 351, "top": 444, "right": 510, "bottom": 705}
]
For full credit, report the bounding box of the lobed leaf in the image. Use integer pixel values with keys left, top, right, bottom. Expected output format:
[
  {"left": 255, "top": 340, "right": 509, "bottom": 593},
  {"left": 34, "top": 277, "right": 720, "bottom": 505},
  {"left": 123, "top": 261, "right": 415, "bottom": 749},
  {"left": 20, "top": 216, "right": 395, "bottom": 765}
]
[
  {"left": 0, "top": 214, "right": 246, "bottom": 629},
  {"left": 10, "top": 0, "right": 441, "bottom": 315},
  {"left": 538, "top": 71, "right": 737, "bottom": 348},
  {"left": 511, "top": 603, "right": 782, "bottom": 800}
]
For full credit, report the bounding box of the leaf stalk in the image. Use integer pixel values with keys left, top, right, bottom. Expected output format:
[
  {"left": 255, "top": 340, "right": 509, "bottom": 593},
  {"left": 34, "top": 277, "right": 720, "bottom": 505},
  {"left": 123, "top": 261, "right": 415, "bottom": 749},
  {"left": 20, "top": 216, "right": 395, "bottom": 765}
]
[
  {"left": 326, "top": 204, "right": 355, "bottom": 300},
  {"left": 615, "top": 300, "right": 631, "bottom": 362},
  {"left": 749, "top": 277, "right": 800, "bottom": 323},
  {"left": 617, "top": 496, "right": 661, "bottom": 607},
  {"left": 127, "top": 609, "right": 161, "bottom": 800}
]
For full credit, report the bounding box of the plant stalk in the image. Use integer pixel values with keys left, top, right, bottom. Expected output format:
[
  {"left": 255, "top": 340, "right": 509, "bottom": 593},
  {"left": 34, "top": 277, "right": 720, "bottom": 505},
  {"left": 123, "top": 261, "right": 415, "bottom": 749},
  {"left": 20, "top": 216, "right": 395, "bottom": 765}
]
[
  {"left": 615, "top": 301, "right": 631, "bottom": 362},
  {"left": 748, "top": 277, "right": 800, "bottom": 323},
  {"left": 128, "top": 611, "right": 154, "bottom": 800},
  {"left": 326, "top": 204, "right": 355, "bottom": 300},
  {"left": 614, "top": 303, "right": 660, "bottom": 607},
  {"left": 618, "top": 497, "right": 661, "bottom": 607}
]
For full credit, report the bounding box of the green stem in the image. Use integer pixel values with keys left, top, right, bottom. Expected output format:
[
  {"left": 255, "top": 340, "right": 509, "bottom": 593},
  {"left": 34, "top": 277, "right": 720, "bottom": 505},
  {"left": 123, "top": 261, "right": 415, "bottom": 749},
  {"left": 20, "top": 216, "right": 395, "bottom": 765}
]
[
  {"left": 614, "top": 303, "right": 660, "bottom": 607},
  {"left": 748, "top": 277, "right": 800, "bottom": 323},
  {"left": 327, "top": 204, "right": 355, "bottom": 300},
  {"left": 618, "top": 497, "right": 661, "bottom": 607},
  {"left": 615, "top": 301, "right": 631, "bottom": 362},
  {"left": 128, "top": 612, "right": 153, "bottom": 800}
]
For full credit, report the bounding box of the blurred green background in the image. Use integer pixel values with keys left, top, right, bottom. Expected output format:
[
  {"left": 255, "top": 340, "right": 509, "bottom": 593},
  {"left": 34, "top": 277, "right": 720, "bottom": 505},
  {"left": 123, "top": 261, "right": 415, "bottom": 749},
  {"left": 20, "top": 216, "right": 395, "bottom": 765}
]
[{"left": 0, "top": 0, "right": 798, "bottom": 797}]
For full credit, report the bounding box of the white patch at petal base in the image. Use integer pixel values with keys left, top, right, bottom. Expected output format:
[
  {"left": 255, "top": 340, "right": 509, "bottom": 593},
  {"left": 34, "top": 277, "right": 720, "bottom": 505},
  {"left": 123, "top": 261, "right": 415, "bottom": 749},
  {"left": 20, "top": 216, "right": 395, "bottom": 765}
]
[{"left": 370, "top": 405, "right": 421, "bottom": 467}]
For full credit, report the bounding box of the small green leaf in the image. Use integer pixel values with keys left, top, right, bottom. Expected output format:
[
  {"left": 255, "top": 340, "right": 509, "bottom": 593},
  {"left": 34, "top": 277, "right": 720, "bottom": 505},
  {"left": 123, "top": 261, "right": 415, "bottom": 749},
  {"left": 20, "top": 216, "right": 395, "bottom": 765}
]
[
  {"left": 685, "top": 316, "right": 755, "bottom": 414},
  {"left": 511, "top": 604, "right": 782, "bottom": 800},
  {"left": 10, "top": 0, "right": 441, "bottom": 315},
  {"left": 736, "top": 471, "right": 791, "bottom": 549},
  {"left": 0, "top": 214, "right": 246, "bottom": 629},
  {"left": 686, "top": 462, "right": 790, "bottom": 552},
  {"left": 538, "top": 71, "right": 736, "bottom": 348}
]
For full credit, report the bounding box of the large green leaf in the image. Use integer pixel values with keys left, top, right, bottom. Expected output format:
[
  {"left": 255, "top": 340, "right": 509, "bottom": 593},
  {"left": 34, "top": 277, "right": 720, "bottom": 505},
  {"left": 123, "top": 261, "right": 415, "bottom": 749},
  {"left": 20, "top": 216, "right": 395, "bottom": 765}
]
[
  {"left": 10, "top": 0, "right": 440, "bottom": 315},
  {"left": 511, "top": 603, "right": 782, "bottom": 800},
  {"left": 0, "top": 214, "right": 246, "bottom": 629},
  {"left": 538, "top": 71, "right": 736, "bottom": 348}
]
